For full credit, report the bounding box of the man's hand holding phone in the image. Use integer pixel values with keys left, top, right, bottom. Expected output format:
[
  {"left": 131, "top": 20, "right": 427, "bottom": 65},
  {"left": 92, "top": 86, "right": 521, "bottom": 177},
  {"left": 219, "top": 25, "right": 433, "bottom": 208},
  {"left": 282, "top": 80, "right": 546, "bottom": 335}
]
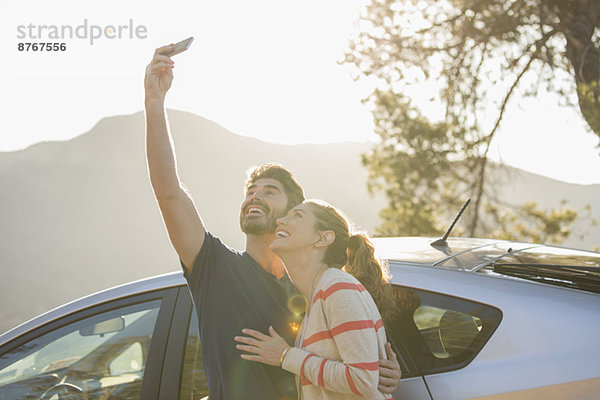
[
  {"left": 160, "top": 37, "right": 194, "bottom": 57},
  {"left": 144, "top": 37, "right": 193, "bottom": 103}
]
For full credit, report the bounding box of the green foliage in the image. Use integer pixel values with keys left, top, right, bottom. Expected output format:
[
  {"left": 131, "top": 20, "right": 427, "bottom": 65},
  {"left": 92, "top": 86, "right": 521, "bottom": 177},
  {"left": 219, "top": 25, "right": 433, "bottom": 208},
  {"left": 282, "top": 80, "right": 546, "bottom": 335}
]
[
  {"left": 486, "top": 201, "right": 578, "bottom": 244},
  {"left": 577, "top": 81, "right": 600, "bottom": 137},
  {"left": 363, "top": 90, "right": 466, "bottom": 236},
  {"left": 345, "top": 0, "right": 600, "bottom": 139},
  {"left": 346, "top": 0, "right": 599, "bottom": 243}
]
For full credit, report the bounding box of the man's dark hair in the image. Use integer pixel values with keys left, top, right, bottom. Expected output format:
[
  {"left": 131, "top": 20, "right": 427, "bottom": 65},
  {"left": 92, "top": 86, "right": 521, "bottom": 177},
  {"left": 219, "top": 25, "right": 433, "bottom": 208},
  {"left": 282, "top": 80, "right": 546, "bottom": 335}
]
[{"left": 245, "top": 163, "right": 305, "bottom": 210}]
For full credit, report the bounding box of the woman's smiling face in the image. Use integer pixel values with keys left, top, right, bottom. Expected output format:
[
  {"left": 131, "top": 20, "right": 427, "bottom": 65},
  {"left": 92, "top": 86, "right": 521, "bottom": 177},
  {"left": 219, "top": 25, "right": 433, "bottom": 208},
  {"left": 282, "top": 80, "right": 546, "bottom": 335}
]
[{"left": 270, "top": 202, "right": 323, "bottom": 254}]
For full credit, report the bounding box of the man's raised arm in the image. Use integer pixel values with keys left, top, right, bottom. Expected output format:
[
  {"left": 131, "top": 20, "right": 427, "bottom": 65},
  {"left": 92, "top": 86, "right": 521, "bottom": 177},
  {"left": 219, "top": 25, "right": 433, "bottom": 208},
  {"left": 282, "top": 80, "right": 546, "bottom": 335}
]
[{"left": 144, "top": 45, "right": 205, "bottom": 273}]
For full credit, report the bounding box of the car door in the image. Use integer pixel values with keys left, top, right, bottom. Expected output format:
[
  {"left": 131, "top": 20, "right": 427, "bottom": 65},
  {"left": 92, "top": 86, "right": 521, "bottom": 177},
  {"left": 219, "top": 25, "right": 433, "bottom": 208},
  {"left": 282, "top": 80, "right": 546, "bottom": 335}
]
[
  {"left": 158, "top": 287, "right": 208, "bottom": 400},
  {"left": 0, "top": 287, "right": 179, "bottom": 400},
  {"left": 161, "top": 287, "right": 435, "bottom": 400},
  {"left": 388, "top": 285, "right": 502, "bottom": 400},
  {"left": 160, "top": 285, "right": 500, "bottom": 400}
]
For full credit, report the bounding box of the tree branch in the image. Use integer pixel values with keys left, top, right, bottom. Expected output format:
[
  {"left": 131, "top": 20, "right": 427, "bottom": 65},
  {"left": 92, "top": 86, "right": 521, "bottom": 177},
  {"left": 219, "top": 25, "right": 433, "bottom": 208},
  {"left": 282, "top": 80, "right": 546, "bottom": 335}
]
[{"left": 470, "top": 28, "right": 559, "bottom": 235}]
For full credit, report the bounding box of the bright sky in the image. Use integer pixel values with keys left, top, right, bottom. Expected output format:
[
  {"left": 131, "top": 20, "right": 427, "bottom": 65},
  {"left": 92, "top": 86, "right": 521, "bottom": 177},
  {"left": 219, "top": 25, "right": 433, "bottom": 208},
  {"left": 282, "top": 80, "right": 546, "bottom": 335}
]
[{"left": 2, "top": 0, "right": 599, "bottom": 185}]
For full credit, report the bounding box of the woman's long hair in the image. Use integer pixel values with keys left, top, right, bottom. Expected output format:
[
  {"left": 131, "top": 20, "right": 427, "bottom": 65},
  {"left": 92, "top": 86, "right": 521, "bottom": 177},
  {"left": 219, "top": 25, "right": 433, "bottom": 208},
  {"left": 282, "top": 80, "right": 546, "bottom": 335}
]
[{"left": 306, "top": 200, "right": 397, "bottom": 326}]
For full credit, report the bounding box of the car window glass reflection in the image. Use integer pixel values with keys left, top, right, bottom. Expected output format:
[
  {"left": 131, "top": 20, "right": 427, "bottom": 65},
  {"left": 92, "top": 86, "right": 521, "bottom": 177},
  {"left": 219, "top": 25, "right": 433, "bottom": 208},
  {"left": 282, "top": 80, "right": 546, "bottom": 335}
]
[
  {"left": 0, "top": 300, "right": 161, "bottom": 400},
  {"left": 413, "top": 306, "right": 482, "bottom": 359},
  {"left": 179, "top": 308, "right": 209, "bottom": 399},
  {"left": 388, "top": 286, "right": 501, "bottom": 376}
]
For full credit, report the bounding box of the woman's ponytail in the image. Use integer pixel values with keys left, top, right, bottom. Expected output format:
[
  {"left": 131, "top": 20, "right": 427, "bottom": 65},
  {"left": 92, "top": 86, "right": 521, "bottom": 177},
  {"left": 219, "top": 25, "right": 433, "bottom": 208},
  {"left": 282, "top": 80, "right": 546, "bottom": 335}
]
[
  {"left": 307, "top": 200, "right": 398, "bottom": 326},
  {"left": 345, "top": 234, "right": 397, "bottom": 326}
]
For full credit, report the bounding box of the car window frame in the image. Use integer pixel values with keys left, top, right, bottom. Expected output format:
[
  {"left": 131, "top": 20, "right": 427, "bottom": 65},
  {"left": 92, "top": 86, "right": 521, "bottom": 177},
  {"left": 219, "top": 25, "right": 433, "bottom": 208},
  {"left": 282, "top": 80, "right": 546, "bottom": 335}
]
[
  {"left": 158, "top": 286, "right": 194, "bottom": 399},
  {"left": 0, "top": 287, "right": 179, "bottom": 400},
  {"left": 389, "top": 284, "right": 503, "bottom": 377}
]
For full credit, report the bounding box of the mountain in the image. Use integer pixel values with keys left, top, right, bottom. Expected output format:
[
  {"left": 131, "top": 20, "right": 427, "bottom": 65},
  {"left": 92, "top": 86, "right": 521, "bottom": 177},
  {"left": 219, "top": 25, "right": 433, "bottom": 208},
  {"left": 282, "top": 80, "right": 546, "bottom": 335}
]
[{"left": 1, "top": 109, "right": 598, "bottom": 334}]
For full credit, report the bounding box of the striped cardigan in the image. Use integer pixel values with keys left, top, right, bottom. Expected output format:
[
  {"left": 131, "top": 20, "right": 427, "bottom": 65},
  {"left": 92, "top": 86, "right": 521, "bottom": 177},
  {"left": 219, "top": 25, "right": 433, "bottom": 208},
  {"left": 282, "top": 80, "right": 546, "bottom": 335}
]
[{"left": 281, "top": 268, "right": 393, "bottom": 399}]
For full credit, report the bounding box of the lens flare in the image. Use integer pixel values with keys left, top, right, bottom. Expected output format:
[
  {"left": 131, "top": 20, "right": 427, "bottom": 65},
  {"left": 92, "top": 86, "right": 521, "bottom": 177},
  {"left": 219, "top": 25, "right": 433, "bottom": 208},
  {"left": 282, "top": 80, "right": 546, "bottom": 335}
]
[
  {"left": 287, "top": 294, "right": 306, "bottom": 316},
  {"left": 289, "top": 322, "right": 300, "bottom": 333}
]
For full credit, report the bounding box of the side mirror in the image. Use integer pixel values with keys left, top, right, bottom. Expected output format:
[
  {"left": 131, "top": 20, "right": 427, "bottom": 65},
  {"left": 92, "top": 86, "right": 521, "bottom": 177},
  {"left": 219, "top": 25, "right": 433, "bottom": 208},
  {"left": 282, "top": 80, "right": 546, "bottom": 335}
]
[{"left": 79, "top": 316, "right": 124, "bottom": 336}]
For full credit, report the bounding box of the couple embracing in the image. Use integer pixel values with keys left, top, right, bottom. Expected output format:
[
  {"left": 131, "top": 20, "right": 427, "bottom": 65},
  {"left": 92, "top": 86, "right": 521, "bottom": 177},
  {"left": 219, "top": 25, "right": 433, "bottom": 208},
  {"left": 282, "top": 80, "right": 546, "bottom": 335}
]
[{"left": 145, "top": 44, "right": 401, "bottom": 399}]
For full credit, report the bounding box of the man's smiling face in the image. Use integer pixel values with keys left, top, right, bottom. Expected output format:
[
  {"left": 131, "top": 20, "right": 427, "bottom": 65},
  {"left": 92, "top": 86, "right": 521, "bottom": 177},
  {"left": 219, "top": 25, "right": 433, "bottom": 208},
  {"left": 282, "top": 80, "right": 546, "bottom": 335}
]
[{"left": 239, "top": 178, "right": 289, "bottom": 235}]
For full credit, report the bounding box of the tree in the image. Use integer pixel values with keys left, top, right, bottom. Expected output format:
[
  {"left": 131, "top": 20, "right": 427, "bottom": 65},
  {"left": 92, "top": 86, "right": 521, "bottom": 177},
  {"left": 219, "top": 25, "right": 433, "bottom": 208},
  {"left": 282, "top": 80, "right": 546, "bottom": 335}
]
[
  {"left": 344, "top": 0, "right": 598, "bottom": 242},
  {"left": 486, "top": 201, "right": 579, "bottom": 244}
]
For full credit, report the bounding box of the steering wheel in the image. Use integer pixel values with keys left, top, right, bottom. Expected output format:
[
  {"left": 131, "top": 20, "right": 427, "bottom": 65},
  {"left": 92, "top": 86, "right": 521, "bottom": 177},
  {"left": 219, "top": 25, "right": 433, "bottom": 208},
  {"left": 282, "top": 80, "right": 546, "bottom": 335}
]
[{"left": 39, "top": 382, "right": 84, "bottom": 400}]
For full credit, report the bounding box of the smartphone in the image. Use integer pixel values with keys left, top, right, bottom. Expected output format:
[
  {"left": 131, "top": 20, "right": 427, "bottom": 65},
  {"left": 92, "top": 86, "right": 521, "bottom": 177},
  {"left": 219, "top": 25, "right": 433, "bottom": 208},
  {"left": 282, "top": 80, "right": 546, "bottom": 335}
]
[{"left": 161, "top": 36, "right": 194, "bottom": 57}]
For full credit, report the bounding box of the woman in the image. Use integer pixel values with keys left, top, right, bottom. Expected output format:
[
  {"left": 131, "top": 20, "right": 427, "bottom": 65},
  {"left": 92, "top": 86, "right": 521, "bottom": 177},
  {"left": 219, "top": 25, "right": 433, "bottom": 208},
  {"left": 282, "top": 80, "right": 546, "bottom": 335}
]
[{"left": 235, "top": 200, "right": 396, "bottom": 399}]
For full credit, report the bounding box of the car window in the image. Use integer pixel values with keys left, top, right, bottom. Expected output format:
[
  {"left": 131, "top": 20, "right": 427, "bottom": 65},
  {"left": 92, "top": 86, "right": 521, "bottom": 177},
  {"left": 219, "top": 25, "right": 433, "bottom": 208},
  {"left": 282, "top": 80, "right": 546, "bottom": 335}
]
[
  {"left": 0, "top": 300, "right": 161, "bottom": 400},
  {"left": 179, "top": 309, "right": 209, "bottom": 399},
  {"left": 388, "top": 286, "right": 501, "bottom": 377}
]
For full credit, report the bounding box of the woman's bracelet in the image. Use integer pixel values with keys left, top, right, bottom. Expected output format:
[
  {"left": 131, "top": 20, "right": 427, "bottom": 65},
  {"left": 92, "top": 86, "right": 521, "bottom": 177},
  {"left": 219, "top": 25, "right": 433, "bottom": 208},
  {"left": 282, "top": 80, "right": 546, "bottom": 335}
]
[{"left": 280, "top": 347, "right": 291, "bottom": 366}]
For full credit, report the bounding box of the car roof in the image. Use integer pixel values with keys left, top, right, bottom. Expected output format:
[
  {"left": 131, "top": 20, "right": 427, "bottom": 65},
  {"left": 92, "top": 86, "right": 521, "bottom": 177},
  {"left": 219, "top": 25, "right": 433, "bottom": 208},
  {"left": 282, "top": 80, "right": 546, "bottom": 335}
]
[
  {"left": 373, "top": 236, "right": 505, "bottom": 265},
  {"left": 374, "top": 237, "right": 600, "bottom": 267},
  {"left": 0, "top": 271, "right": 186, "bottom": 346},
  {"left": 373, "top": 237, "right": 600, "bottom": 294}
]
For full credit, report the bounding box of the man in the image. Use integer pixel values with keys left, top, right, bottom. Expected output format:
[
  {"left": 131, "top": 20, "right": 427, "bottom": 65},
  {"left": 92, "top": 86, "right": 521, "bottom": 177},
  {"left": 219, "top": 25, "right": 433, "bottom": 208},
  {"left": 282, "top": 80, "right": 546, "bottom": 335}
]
[{"left": 144, "top": 44, "right": 400, "bottom": 399}]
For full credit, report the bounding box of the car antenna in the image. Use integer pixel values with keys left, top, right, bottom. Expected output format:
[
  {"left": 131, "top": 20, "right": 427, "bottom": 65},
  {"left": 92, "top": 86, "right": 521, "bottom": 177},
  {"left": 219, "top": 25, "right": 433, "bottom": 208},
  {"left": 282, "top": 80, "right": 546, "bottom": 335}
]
[{"left": 431, "top": 198, "right": 470, "bottom": 248}]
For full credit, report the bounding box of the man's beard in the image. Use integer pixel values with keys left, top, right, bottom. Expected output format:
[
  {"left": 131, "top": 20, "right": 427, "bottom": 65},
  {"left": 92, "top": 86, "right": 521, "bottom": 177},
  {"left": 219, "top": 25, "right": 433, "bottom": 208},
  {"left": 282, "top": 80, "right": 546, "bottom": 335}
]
[{"left": 239, "top": 210, "right": 279, "bottom": 235}]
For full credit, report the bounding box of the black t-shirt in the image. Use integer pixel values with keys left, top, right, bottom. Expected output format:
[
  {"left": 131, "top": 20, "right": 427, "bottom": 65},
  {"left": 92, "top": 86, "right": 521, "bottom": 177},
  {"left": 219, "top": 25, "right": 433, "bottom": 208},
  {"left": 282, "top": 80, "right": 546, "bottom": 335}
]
[{"left": 182, "top": 232, "right": 303, "bottom": 400}]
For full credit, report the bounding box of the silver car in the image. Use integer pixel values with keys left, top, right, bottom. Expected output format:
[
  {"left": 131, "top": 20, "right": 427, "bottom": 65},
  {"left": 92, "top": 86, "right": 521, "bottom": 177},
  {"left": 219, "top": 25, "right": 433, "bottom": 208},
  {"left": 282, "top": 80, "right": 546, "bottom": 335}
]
[{"left": 0, "top": 237, "right": 599, "bottom": 399}]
